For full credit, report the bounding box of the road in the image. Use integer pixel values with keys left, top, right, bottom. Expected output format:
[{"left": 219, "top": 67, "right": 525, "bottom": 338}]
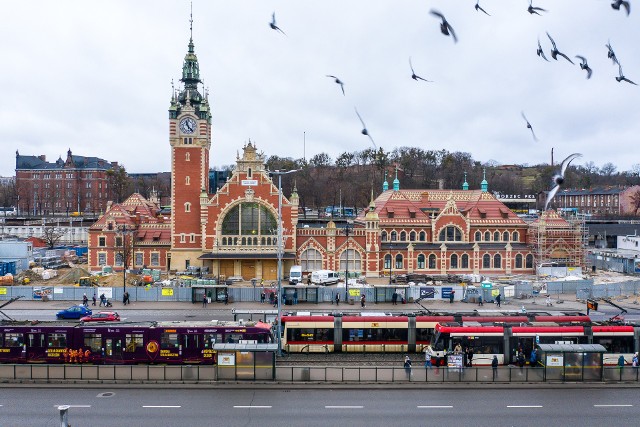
[{"left": 0, "top": 387, "right": 637, "bottom": 426}]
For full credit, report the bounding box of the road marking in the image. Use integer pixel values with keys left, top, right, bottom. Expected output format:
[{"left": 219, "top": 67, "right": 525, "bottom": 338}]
[
  {"left": 143, "top": 406, "right": 181, "bottom": 408},
  {"left": 594, "top": 404, "right": 633, "bottom": 407},
  {"left": 325, "top": 406, "right": 364, "bottom": 409},
  {"left": 417, "top": 405, "right": 453, "bottom": 408},
  {"left": 234, "top": 406, "right": 272, "bottom": 409},
  {"left": 53, "top": 405, "right": 91, "bottom": 408},
  {"left": 507, "top": 405, "right": 543, "bottom": 408}
]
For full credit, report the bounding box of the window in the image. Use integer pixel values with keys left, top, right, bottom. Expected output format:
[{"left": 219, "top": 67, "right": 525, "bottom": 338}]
[
  {"left": 439, "top": 226, "right": 462, "bottom": 242},
  {"left": 221, "top": 203, "right": 277, "bottom": 238},
  {"left": 184, "top": 202, "right": 191, "bottom": 212},
  {"left": 66, "top": 173, "right": 74, "bottom": 179},
  {"left": 151, "top": 253, "right": 160, "bottom": 266},
  {"left": 98, "top": 253, "right": 107, "bottom": 266},
  {"left": 4, "top": 333, "right": 23, "bottom": 347},
  {"left": 515, "top": 254, "right": 523, "bottom": 268},
  {"left": 493, "top": 254, "right": 501, "bottom": 269},
  {"left": 428, "top": 254, "right": 436, "bottom": 269},
  {"left": 115, "top": 253, "right": 123, "bottom": 267},
  {"left": 301, "top": 248, "right": 322, "bottom": 271},
  {"left": 185, "top": 152, "right": 190, "bottom": 161},
  {"left": 185, "top": 176, "right": 190, "bottom": 185},
  {"left": 512, "top": 231, "right": 519, "bottom": 242},
  {"left": 484, "top": 231, "right": 490, "bottom": 241},
  {"left": 409, "top": 231, "right": 416, "bottom": 242},
  {"left": 390, "top": 231, "right": 397, "bottom": 241},
  {"left": 48, "top": 333, "right": 67, "bottom": 348},
  {"left": 381, "top": 231, "right": 387, "bottom": 242},
  {"left": 340, "top": 249, "right": 361, "bottom": 272},
  {"left": 400, "top": 231, "right": 406, "bottom": 241},
  {"left": 419, "top": 231, "right": 426, "bottom": 241},
  {"left": 503, "top": 231, "right": 509, "bottom": 242},
  {"left": 493, "top": 231, "right": 500, "bottom": 241},
  {"left": 161, "top": 333, "right": 179, "bottom": 349},
  {"left": 384, "top": 254, "right": 392, "bottom": 270},
  {"left": 125, "top": 334, "right": 144, "bottom": 352},
  {"left": 135, "top": 252, "right": 143, "bottom": 266},
  {"left": 526, "top": 254, "right": 534, "bottom": 269},
  {"left": 483, "top": 254, "right": 491, "bottom": 268},
  {"left": 115, "top": 237, "right": 122, "bottom": 247},
  {"left": 28, "top": 333, "right": 45, "bottom": 347},
  {"left": 190, "top": 233, "right": 196, "bottom": 243},
  {"left": 395, "top": 254, "right": 403, "bottom": 269},
  {"left": 450, "top": 254, "right": 458, "bottom": 269},
  {"left": 475, "top": 231, "right": 481, "bottom": 241},
  {"left": 417, "top": 254, "right": 425, "bottom": 269},
  {"left": 98, "top": 237, "right": 106, "bottom": 247},
  {"left": 84, "top": 334, "right": 102, "bottom": 352},
  {"left": 461, "top": 254, "right": 469, "bottom": 269}
]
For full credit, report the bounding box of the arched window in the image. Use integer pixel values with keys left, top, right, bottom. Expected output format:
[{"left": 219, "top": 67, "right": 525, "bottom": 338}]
[
  {"left": 438, "top": 226, "right": 462, "bottom": 242},
  {"left": 184, "top": 202, "right": 191, "bottom": 213},
  {"left": 384, "top": 254, "right": 392, "bottom": 269},
  {"left": 493, "top": 231, "right": 500, "bottom": 242},
  {"left": 381, "top": 231, "right": 387, "bottom": 242},
  {"left": 419, "top": 231, "right": 426, "bottom": 241},
  {"left": 340, "top": 249, "right": 361, "bottom": 273},
  {"left": 410, "top": 231, "right": 416, "bottom": 242},
  {"left": 185, "top": 176, "right": 190, "bottom": 185},
  {"left": 483, "top": 254, "right": 491, "bottom": 268},
  {"left": 400, "top": 231, "right": 406, "bottom": 241},
  {"left": 390, "top": 231, "right": 397, "bottom": 241},
  {"left": 417, "top": 254, "right": 425, "bottom": 269},
  {"left": 526, "top": 254, "right": 534, "bottom": 268},
  {"left": 395, "top": 254, "right": 403, "bottom": 269},
  {"left": 484, "top": 231, "right": 490, "bottom": 241},
  {"left": 512, "top": 231, "right": 519, "bottom": 242},
  {"left": 221, "top": 203, "right": 277, "bottom": 241},
  {"left": 475, "top": 231, "right": 481, "bottom": 241},
  {"left": 493, "top": 254, "right": 501, "bottom": 269},
  {"left": 503, "top": 231, "right": 509, "bottom": 242},
  {"left": 428, "top": 254, "right": 436, "bottom": 269},
  {"left": 515, "top": 254, "right": 523, "bottom": 268},
  {"left": 450, "top": 254, "right": 458, "bottom": 269},
  {"left": 461, "top": 254, "right": 469, "bottom": 269},
  {"left": 185, "top": 152, "right": 190, "bottom": 161},
  {"left": 301, "top": 248, "right": 322, "bottom": 271}
]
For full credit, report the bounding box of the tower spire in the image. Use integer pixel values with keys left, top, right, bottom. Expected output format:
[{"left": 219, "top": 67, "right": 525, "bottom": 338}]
[
  {"left": 393, "top": 166, "right": 400, "bottom": 191},
  {"left": 382, "top": 170, "right": 389, "bottom": 192},
  {"left": 189, "top": 1, "right": 193, "bottom": 41},
  {"left": 481, "top": 168, "right": 488, "bottom": 192},
  {"left": 462, "top": 171, "right": 469, "bottom": 190}
]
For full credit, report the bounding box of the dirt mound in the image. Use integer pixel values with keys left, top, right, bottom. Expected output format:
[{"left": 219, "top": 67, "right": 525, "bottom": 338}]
[{"left": 57, "top": 267, "right": 92, "bottom": 284}]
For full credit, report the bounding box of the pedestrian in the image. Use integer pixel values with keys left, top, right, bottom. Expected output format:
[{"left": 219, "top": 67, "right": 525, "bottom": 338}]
[
  {"left": 424, "top": 346, "right": 433, "bottom": 368},
  {"left": 463, "top": 347, "right": 468, "bottom": 367},
  {"left": 618, "top": 354, "right": 625, "bottom": 369},
  {"left": 530, "top": 348, "right": 537, "bottom": 368},
  {"left": 82, "top": 293, "right": 88, "bottom": 307},
  {"left": 492, "top": 355, "right": 499, "bottom": 380},
  {"left": 478, "top": 293, "right": 483, "bottom": 306},
  {"left": 360, "top": 294, "right": 366, "bottom": 308},
  {"left": 392, "top": 291, "right": 398, "bottom": 305},
  {"left": 224, "top": 292, "right": 228, "bottom": 305},
  {"left": 404, "top": 355, "right": 412, "bottom": 378},
  {"left": 335, "top": 292, "right": 340, "bottom": 306},
  {"left": 293, "top": 289, "right": 298, "bottom": 305},
  {"left": 449, "top": 290, "right": 455, "bottom": 304},
  {"left": 273, "top": 293, "right": 278, "bottom": 308},
  {"left": 517, "top": 351, "right": 526, "bottom": 369},
  {"left": 633, "top": 352, "right": 639, "bottom": 367},
  {"left": 122, "top": 292, "right": 127, "bottom": 305},
  {"left": 92, "top": 294, "right": 97, "bottom": 306},
  {"left": 260, "top": 291, "right": 266, "bottom": 304},
  {"left": 202, "top": 293, "right": 208, "bottom": 308},
  {"left": 467, "top": 347, "right": 474, "bottom": 367},
  {"left": 546, "top": 295, "right": 552, "bottom": 307},
  {"left": 99, "top": 293, "right": 106, "bottom": 307},
  {"left": 495, "top": 293, "right": 501, "bottom": 307},
  {"left": 125, "top": 291, "right": 130, "bottom": 305},
  {"left": 454, "top": 342, "right": 462, "bottom": 354}
]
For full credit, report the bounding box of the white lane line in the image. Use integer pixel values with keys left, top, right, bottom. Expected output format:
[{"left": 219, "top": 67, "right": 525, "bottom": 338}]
[
  {"left": 325, "top": 406, "right": 364, "bottom": 409},
  {"left": 594, "top": 404, "right": 633, "bottom": 407},
  {"left": 507, "top": 405, "right": 543, "bottom": 408},
  {"left": 143, "top": 406, "right": 181, "bottom": 408},
  {"left": 417, "top": 405, "right": 453, "bottom": 408},
  {"left": 53, "top": 405, "right": 91, "bottom": 408},
  {"left": 234, "top": 406, "right": 272, "bottom": 409}
]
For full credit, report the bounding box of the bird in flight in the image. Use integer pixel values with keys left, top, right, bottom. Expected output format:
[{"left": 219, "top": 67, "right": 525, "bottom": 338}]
[
  {"left": 537, "top": 38, "right": 549, "bottom": 61},
  {"left": 545, "top": 153, "right": 582, "bottom": 211},
  {"left": 575, "top": 56, "right": 593, "bottom": 79},
  {"left": 546, "top": 32, "right": 574, "bottom": 64},
  {"left": 521, "top": 111, "right": 538, "bottom": 141},
  {"left": 616, "top": 63, "right": 637, "bottom": 85},
  {"left": 354, "top": 107, "right": 376, "bottom": 149},
  {"left": 606, "top": 41, "right": 618, "bottom": 65},
  {"left": 611, "top": 0, "right": 631, "bottom": 16},
  {"left": 409, "top": 57, "right": 433, "bottom": 82},
  {"left": 326, "top": 75, "right": 345, "bottom": 95},
  {"left": 429, "top": 9, "right": 457, "bottom": 43},
  {"left": 527, "top": 0, "right": 547, "bottom": 15},
  {"left": 475, "top": 1, "right": 491, "bottom": 15},
  {"left": 269, "top": 11, "right": 286, "bottom": 35}
]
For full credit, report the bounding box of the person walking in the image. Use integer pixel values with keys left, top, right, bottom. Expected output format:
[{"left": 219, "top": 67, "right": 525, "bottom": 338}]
[
  {"left": 404, "top": 355, "right": 412, "bottom": 378},
  {"left": 360, "top": 294, "right": 366, "bottom": 308},
  {"left": 546, "top": 295, "right": 552, "bottom": 307},
  {"left": 99, "top": 293, "right": 106, "bottom": 307},
  {"left": 92, "top": 294, "right": 97, "bottom": 306},
  {"left": 530, "top": 348, "right": 537, "bottom": 368},
  {"left": 618, "top": 354, "right": 625, "bottom": 370},
  {"left": 492, "top": 355, "right": 499, "bottom": 380},
  {"left": 335, "top": 292, "right": 340, "bottom": 306},
  {"left": 495, "top": 293, "right": 502, "bottom": 307},
  {"left": 293, "top": 289, "right": 298, "bottom": 305},
  {"left": 260, "top": 291, "right": 266, "bottom": 304},
  {"left": 478, "top": 293, "right": 483, "bottom": 306},
  {"left": 125, "top": 291, "right": 130, "bottom": 305},
  {"left": 392, "top": 291, "right": 398, "bottom": 306},
  {"left": 202, "top": 293, "right": 208, "bottom": 308},
  {"left": 633, "top": 352, "right": 639, "bottom": 368},
  {"left": 82, "top": 294, "right": 88, "bottom": 307},
  {"left": 449, "top": 290, "right": 455, "bottom": 304},
  {"left": 424, "top": 346, "right": 433, "bottom": 368},
  {"left": 467, "top": 347, "right": 474, "bottom": 367}
]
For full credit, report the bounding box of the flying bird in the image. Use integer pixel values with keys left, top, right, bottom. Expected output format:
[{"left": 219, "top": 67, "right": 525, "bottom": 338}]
[
  {"left": 616, "top": 63, "right": 637, "bottom": 85},
  {"left": 545, "top": 153, "right": 582, "bottom": 210},
  {"left": 527, "top": 0, "right": 547, "bottom": 15},
  {"left": 611, "top": 0, "right": 631, "bottom": 15},
  {"left": 475, "top": 1, "right": 491, "bottom": 15},
  {"left": 546, "top": 32, "right": 574, "bottom": 64},
  {"left": 537, "top": 38, "right": 549, "bottom": 61},
  {"left": 429, "top": 9, "right": 458, "bottom": 43},
  {"left": 606, "top": 41, "right": 618, "bottom": 65},
  {"left": 326, "top": 75, "right": 345, "bottom": 95},
  {"left": 575, "top": 56, "right": 593, "bottom": 79},
  {"left": 409, "top": 57, "right": 433, "bottom": 82},
  {"left": 521, "top": 111, "right": 538, "bottom": 141},
  {"left": 354, "top": 107, "right": 376, "bottom": 149},
  {"left": 269, "top": 11, "right": 286, "bottom": 35}
]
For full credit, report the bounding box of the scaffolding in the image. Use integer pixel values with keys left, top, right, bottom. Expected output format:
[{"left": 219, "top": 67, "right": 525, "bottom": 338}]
[{"left": 528, "top": 210, "right": 586, "bottom": 273}]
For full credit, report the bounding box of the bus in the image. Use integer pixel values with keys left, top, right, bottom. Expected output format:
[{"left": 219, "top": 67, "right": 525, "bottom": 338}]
[
  {"left": 0, "top": 207, "right": 16, "bottom": 216},
  {"left": 323, "top": 206, "right": 356, "bottom": 218}
]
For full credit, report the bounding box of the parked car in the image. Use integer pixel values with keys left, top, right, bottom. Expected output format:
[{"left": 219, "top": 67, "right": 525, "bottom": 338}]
[
  {"left": 80, "top": 311, "right": 120, "bottom": 322},
  {"left": 56, "top": 305, "right": 92, "bottom": 320}
]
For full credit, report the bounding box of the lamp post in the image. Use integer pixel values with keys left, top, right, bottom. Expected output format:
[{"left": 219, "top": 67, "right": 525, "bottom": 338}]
[
  {"left": 270, "top": 169, "right": 298, "bottom": 356},
  {"left": 343, "top": 220, "right": 353, "bottom": 301},
  {"left": 119, "top": 225, "right": 132, "bottom": 295},
  {"left": 388, "top": 245, "right": 393, "bottom": 285}
]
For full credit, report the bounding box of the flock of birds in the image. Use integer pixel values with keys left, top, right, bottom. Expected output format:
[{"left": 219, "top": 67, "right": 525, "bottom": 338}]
[{"left": 267, "top": 2, "right": 633, "bottom": 210}]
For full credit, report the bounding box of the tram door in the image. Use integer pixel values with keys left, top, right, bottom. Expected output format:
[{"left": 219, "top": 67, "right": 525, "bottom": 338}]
[
  {"left": 105, "top": 338, "right": 123, "bottom": 362},
  {"left": 182, "top": 333, "right": 210, "bottom": 362},
  {"left": 26, "top": 333, "right": 45, "bottom": 361}
]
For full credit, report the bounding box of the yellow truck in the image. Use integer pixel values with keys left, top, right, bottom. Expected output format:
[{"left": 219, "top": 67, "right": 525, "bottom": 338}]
[{"left": 77, "top": 277, "right": 98, "bottom": 287}]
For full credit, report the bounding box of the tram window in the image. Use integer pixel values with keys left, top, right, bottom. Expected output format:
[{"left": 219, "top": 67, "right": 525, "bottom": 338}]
[
  {"left": 161, "top": 333, "right": 179, "bottom": 349},
  {"left": 182, "top": 334, "right": 201, "bottom": 349},
  {"left": 84, "top": 334, "right": 102, "bottom": 352},
  {"left": 593, "top": 336, "right": 634, "bottom": 353},
  {"left": 287, "top": 328, "right": 333, "bottom": 342},
  {"left": 343, "top": 328, "right": 407, "bottom": 342},
  {"left": 225, "top": 334, "right": 243, "bottom": 343},
  {"left": 47, "top": 333, "right": 67, "bottom": 348},
  {"left": 203, "top": 333, "right": 221, "bottom": 347},
  {"left": 5, "top": 333, "right": 23, "bottom": 347},
  {"left": 28, "top": 334, "right": 45, "bottom": 348},
  {"left": 463, "top": 337, "right": 503, "bottom": 355},
  {"left": 416, "top": 328, "right": 433, "bottom": 343},
  {"left": 125, "top": 334, "right": 144, "bottom": 352}
]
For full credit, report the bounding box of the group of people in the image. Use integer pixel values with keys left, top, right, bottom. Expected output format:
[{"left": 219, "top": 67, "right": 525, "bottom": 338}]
[{"left": 83, "top": 293, "right": 112, "bottom": 307}]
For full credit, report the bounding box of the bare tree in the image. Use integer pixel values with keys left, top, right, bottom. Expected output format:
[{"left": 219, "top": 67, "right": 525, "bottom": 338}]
[{"left": 41, "top": 223, "right": 67, "bottom": 249}]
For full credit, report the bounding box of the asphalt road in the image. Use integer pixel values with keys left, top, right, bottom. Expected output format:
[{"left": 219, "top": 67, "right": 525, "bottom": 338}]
[{"left": 0, "top": 387, "right": 637, "bottom": 427}]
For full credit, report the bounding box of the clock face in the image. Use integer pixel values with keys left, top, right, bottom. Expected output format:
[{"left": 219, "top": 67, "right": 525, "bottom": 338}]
[{"left": 179, "top": 117, "right": 196, "bottom": 134}]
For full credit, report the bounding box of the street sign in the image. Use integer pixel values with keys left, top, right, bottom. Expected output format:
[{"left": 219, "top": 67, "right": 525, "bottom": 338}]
[{"left": 587, "top": 299, "right": 598, "bottom": 311}]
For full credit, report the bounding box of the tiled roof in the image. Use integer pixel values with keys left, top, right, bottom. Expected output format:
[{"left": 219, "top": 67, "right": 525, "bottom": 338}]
[{"left": 15, "top": 154, "right": 113, "bottom": 170}]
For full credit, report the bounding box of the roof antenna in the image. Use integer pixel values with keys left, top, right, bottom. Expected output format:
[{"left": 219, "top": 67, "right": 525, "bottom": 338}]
[{"left": 189, "top": 2, "right": 193, "bottom": 40}]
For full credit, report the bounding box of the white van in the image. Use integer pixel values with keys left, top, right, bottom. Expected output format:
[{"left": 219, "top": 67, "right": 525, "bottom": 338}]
[
  {"left": 289, "top": 265, "right": 302, "bottom": 285},
  {"left": 311, "top": 270, "right": 340, "bottom": 286}
]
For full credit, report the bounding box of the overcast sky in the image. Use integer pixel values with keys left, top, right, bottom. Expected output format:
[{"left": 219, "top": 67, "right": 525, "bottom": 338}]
[{"left": 2, "top": 0, "right": 638, "bottom": 178}]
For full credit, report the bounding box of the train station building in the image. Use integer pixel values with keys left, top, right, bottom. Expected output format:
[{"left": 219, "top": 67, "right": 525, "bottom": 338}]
[{"left": 87, "top": 32, "right": 585, "bottom": 279}]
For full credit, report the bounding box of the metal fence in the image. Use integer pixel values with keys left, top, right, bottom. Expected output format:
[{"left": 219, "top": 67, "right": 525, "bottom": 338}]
[{"left": 575, "top": 280, "right": 640, "bottom": 300}]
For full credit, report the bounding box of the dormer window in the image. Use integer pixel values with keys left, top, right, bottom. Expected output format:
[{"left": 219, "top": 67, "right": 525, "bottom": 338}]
[
  {"left": 387, "top": 207, "right": 394, "bottom": 218},
  {"left": 107, "top": 222, "right": 113, "bottom": 230}
]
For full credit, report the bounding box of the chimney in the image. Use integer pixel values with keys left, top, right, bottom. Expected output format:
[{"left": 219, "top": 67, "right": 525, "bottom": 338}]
[{"left": 38, "top": 155, "right": 46, "bottom": 162}]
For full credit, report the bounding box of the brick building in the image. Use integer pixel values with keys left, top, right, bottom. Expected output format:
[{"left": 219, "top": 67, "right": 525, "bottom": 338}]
[
  {"left": 15, "top": 149, "right": 116, "bottom": 215},
  {"left": 554, "top": 186, "right": 640, "bottom": 216}
]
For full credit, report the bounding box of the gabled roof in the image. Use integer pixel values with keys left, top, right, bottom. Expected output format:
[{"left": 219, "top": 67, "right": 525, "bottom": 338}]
[{"left": 529, "top": 210, "right": 572, "bottom": 227}]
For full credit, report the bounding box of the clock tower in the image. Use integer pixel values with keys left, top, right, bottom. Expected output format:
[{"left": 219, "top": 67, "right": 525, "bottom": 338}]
[{"left": 169, "top": 20, "right": 212, "bottom": 271}]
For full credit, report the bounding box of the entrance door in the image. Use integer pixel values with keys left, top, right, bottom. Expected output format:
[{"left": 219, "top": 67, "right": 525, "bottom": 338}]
[
  {"left": 241, "top": 260, "right": 255, "bottom": 280},
  {"left": 263, "top": 260, "right": 277, "bottom": 280},
  {"left": 105, "top": 338, "right": 123, "bottom": 363},
  {"left": 220, "top": 260, "right": 235, "bottom": 279}
]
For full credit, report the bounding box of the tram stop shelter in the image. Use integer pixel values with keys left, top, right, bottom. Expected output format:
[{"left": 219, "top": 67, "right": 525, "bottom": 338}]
[
  {"left": 536, "top": 343, "right": 607, "bottom": 382},
  {"left": 214, "top": 343, "right": 277, "bottom": 381},
  {"left": 191, "top": 285, "right": 228, "bottom": 303}
]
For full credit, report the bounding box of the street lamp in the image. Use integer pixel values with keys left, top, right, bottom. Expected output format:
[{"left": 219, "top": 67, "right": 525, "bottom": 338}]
[
  {"left": 388, "top": 245, "right": 393, "bottom": 285},
  {"left": 270, "top": 169, "right": 298, "bottom": 356},
  {"left": 118, "top": 225, "right": 133, "bottom": 296},
  {"left": 343, "top": 220, "right": 354, "bottom": 301}
]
